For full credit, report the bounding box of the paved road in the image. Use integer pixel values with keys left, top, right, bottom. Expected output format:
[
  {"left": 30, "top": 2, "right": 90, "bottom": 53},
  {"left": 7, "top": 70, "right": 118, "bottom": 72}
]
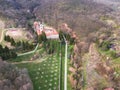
[
  {"left": 63, "top": 35, "right": 68, "bottom": 90},
  {"left": 64, "top": 40, "right": 68, "bottom": 90}
]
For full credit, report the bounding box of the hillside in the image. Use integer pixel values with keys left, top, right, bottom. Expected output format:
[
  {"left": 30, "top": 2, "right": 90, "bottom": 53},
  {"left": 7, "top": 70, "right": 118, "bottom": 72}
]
[
  {"left": 0, "top": 58, "right": 33, "bottom": 90},
  {"left": 0, "top": 0, "right": 112, "bottom": 37},
  {"left": 0, "top": 0, "right": 120, "bottom": 90}
]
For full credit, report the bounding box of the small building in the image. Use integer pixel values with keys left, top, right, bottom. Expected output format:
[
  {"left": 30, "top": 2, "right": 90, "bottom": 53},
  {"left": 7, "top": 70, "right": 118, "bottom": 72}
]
[{"left": 33, "top": 21, "right": 59, "bottom": 39}]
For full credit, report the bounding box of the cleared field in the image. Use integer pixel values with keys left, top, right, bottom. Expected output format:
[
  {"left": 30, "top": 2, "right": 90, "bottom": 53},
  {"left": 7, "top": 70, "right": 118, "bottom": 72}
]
[{"left": 6, "top": 28, "right": 33, "bottom": 41}]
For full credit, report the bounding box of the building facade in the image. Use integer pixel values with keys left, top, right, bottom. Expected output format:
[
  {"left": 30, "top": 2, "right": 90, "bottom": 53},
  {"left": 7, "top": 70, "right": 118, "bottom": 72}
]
[{"left": 34, "top": 21, "right": 59, "bottom": 39}]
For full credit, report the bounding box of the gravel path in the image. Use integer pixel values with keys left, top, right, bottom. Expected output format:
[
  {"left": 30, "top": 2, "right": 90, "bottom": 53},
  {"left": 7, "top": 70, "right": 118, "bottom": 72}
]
[{"left": 11, "top": 56, "right": 48, "bottom": 64}]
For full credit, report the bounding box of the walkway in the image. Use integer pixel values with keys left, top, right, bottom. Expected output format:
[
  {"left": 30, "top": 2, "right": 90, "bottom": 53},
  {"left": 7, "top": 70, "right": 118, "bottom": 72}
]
[
  {"left": 0, "top": 30, "right": 4, "bottom": 43},
  {"left": 18, "top": 43, "right": 39, "bottom": 56},
  {"left": 12, "top": 56, "right": 48, "bottom": 64}
]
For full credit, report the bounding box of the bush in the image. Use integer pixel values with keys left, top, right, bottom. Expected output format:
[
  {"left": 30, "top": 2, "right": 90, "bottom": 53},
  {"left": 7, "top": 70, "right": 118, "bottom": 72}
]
[
  {"left": 110, "top": 51, "right": 117, "bottom": 59},
  {"left": 100, "top": 41, "right": 111, "bottom": 51},
  {"left": 4, "top": 35, "right": 16, "bottom": 46},
  {"left": 59, "top": 30, "right": 75, "bottom": 45},
  {"left": 38, "top": 32, "right": 47, "bottom": 43},
  {"left": 0, "top": 45, "right": 17, "bottom": 60}
]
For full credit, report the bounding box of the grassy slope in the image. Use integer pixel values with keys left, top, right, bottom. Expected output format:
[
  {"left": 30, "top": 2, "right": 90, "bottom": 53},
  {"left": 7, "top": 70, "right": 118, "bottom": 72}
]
[
  {"left": 98, "top": 49, "right": 120, "bottom": 64},
  {"left": 97, "top": 46, "right": 120, "bottom": 77},
  {"left": 11, "top": 40, "right": 72, "bottom": 90},
  {"left": 17, "top": 54, "right": 60, "bottom": 90},
  {"left": 8, "top": 53, "right": 34, "bottom": 62}
]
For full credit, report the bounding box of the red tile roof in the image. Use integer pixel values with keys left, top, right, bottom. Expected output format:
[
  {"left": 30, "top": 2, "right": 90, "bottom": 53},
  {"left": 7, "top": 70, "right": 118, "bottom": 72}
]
[{"left": 34, "top": 22, "right": 59, "bottom": 39}]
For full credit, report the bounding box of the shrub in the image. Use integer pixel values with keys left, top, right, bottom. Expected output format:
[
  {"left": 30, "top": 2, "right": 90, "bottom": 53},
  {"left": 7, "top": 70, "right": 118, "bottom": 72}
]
[
  {"left": 100, "top": 41, "right": 111, "bottom": 51},
  {"left": 110, "top": 50, "right": 117, "bottom": 59}
]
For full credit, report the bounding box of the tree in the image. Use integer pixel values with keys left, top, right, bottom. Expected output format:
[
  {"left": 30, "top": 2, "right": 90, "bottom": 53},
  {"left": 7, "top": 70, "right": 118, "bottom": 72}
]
[
  {"left": 16, "top": 41, "right": 21, "bottom": 47},
  {"left": 41, "top": 32, "right": 47, "bottom": 42},
  {"left": 0, "top": 44, "right": 3, "bottom": 53},
  {"left": 0, "top": 45, "right": 17, "bottom": 60},
  {"left": 4, "top": 35, "right": 16, "bottom": 46},
  {"left": 11, "top": 51, "right": 17, "bottom": 58},
  {"left": 22, "top": 41, "right": 26, "bottom": 50},
  {"left": 59, "top": 31, "right": 66, "bottom": 45},
  {"left": 4, "top": 35, "right": 11, "bottom": 42},
  {"left": 38, "top": 32, "right": 47, "bottom": 43},
  {"left": 70, "top": 37, "right": 75, "bottom": 45},
  {"left": 4, "top": 46, "right": 9, "bottom": 52},
  {"left": 100, "top": 41, "right": 111, "bottom": 51},
  {"left": 11, "top": 38, "right": 16, "bottom": 46}
]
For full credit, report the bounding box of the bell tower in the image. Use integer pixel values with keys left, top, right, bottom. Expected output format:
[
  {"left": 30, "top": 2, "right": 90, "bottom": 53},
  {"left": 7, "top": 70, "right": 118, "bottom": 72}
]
[{"left": 39, "top": 22, "right": 44, "bottom": 32}]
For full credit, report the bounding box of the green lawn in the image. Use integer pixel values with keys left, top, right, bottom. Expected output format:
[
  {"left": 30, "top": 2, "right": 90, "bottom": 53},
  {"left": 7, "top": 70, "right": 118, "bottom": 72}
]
[
  {"left": 8, "top": 53, "right": 34, "bottom": 62},
  {"left": 11, "top": 40, "right": 73, "bottom": 90},
  {"left": 7, "top": 47, "right": 44, "bottom": 62},
  {"left": 17, "top": 54, "right": 60, "bottom": 90},
  {"left": 112, "top": 57, "right": 120, "bottom": 64}
]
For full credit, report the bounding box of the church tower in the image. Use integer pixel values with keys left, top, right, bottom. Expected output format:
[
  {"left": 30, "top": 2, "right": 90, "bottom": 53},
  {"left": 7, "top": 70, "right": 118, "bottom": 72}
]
[{"left": 39, "top": 22, "right": 44, "bottom": 32}]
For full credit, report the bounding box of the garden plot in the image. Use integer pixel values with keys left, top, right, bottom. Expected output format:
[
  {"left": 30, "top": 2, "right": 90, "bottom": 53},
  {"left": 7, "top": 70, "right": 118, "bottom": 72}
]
[
  {"left": 6, "top": 28, "right": 31, "bottom": 41},
  {"left": 17, "top": 54, "right": 60, "bottom": 90}
]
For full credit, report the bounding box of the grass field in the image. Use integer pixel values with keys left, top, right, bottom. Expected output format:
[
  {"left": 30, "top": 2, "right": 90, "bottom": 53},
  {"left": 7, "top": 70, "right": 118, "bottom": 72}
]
[
  {"left": 11, "top": 40, "right": 73, "bottom": 90},
  {"left": 17, "top": 54, "right": 60, "bottom": 90},
  {"left": 14, "top": 41, "right": 61, "bottom": 90},
  {"left": 8, "top": 53, "right": 34, "bottom": 62}
]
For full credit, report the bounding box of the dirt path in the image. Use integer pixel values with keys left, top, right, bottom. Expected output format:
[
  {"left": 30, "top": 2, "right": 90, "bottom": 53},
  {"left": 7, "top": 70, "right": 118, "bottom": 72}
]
[
  {"left": 17, "top": 43, "right": 39, "bottom": 57},
  {"left": 11, "top": 56, "right": 48, "bottom": 64},
  {"left": 85, "top": 43, "right": 103, "bottom": 89},
  {"left": 0, "top": 30, "right": 4, "bottom": 43}
]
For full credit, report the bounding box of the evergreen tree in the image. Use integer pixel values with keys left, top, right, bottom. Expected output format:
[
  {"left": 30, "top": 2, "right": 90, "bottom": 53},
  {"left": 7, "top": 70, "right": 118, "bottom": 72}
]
[
  {"left": 11, "top": 38, "right": 16, "bottom": 46},
  {"left": 4, "top": 46, "right": 9, "bottom": 52},
  {"left": 41, "top": 31, "right": 47, "bottom": 42},
  {"left": 16, "top": 41, "right": 21, "bottom": 47},
  {"left": 6, "top": 35, "right": 11, "bottom": 42},
  {"left": 11, "top": 51, "right": 17, "bottom": 58},
  {"left": 38, "top": 32, "right": 47, "bottom": 43},
  {"left": 59, "top": 31, "right": 64, "bottom": 41},
  {"left": 0, "top": 45, "right": 3, "bottom": 53},
  {"left": 22, "top": 41, "right": 25, "bottom": 50}
]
